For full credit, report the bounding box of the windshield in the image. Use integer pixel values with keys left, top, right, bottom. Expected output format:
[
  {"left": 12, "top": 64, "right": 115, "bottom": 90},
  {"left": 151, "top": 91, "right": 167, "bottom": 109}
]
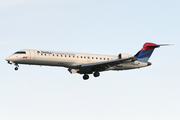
[{"left": 14, "top": 51, "right": 26, "bottom": 54}]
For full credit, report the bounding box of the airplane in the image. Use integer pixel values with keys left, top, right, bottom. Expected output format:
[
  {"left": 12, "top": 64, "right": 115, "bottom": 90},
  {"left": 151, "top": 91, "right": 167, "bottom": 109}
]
[{"left": 5, "top": 42, "right": 171, "bottom": 80}]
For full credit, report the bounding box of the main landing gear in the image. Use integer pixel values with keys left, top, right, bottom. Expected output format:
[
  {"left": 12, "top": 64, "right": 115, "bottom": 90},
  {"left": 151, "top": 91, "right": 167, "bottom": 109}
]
[
  {"left": 82, "top": 71, "right": 100, "bottom": 80},
  {"left": 83, "top": 74, "right": 89, "bottom": 80},
  {"left": 14, "top": 63, "right": 19, "bottom": 71},
  {"left": 93, "top": 71, "right": 100, "bottom": 77}
]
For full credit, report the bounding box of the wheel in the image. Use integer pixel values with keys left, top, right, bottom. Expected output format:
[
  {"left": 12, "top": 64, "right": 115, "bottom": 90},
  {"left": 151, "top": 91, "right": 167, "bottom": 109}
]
[
  {"left": 93, "top": 71, "right": 100, "bottom": 77},
  {"left": 15, "top": 67, "right": 18, "bottom": 71},
  {"left": 83, "top": 74, "right": 89, "bottom": 80}
]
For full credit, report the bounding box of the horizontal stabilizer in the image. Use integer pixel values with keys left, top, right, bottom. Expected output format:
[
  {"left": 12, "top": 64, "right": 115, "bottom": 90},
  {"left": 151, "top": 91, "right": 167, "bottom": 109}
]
[{"left": 146, "top": 44, "right": 174, "bottom": 47}]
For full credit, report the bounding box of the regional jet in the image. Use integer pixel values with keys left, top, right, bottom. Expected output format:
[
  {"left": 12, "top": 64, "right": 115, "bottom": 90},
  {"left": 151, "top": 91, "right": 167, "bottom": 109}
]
[{"left": 5, "top": 42, "right": 171, "bottom": 80}]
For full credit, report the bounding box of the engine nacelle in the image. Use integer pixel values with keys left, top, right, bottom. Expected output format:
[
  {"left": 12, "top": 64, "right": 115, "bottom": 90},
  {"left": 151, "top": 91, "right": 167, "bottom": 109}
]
[{"left": 118, "top": 53, "right": 133, "bottom": 59}]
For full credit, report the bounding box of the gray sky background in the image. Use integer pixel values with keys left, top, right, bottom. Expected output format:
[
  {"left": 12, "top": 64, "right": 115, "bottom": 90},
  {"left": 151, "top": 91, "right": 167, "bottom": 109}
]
[{"left": 0, "top": 0, "right": 180, "bottom": 120}]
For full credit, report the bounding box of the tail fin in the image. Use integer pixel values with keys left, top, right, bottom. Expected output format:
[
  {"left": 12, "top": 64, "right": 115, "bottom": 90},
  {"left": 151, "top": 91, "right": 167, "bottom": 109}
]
[
  {"left": 135, "top": 42, "right": 173, "bottom": 63},
  {"left": 135, "top": 42, "right": 173, "bottom": 62},
  {"left": 135, "top": 42, "right": 160, "bottom": 63}
]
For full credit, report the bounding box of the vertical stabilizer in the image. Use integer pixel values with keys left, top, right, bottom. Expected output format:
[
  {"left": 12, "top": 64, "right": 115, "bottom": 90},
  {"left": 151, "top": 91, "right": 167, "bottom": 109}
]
[{"left": 134, "top": 42, "right": 160, "bottom": 63}]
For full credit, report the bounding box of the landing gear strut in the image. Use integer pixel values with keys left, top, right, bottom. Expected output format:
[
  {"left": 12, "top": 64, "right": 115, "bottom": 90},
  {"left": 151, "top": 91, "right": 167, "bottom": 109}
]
[
  {"left": 83, "top": 74, "right": 89, "bottom": 80},
  {"left": 14, "top": 63, "right": 19, "bottom": 71},
  {"left": 93, "top": 71, "right": 100, "bottom": 77}
]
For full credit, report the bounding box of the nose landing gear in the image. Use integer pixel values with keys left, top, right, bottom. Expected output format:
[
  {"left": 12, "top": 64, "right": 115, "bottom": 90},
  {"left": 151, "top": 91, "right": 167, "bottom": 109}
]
[
  {"left": 14, "top": 63, "right": 19, "bottom": 71},
  {"left": 15, "top": 67, "right": 18, "bottom": 70}
]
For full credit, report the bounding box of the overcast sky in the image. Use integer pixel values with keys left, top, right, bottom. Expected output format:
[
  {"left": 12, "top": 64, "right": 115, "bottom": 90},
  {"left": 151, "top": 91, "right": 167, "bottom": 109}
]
[{"left": 0, "top": 0, "right": 180, "bottom": 120}]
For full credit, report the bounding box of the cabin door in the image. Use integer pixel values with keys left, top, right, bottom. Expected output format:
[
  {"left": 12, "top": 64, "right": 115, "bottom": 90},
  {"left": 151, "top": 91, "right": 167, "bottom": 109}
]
[{"left": 29, "top": 50, "right": 36, "bottom": 60}]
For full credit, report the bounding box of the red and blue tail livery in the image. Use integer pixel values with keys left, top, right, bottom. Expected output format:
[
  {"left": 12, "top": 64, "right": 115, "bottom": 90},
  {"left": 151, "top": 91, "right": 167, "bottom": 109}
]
[
  {"left": 135, "top": 42, "right": 172, "bottom": 63},
  {"left": 135, "top": 43, "right": 159, "bottom": 63}
]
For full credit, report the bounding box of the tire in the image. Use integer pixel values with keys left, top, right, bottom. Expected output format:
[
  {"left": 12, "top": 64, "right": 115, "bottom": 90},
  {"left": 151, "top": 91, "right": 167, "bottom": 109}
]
[
  {"left": 83, "top": 74, "right": 89, "bottom": 80},
  {"left": 93, "top": 71, "right": 100, "bottom": 77},
  {"left": 15, "top": 67, "right": 18, "bottom": 71}
]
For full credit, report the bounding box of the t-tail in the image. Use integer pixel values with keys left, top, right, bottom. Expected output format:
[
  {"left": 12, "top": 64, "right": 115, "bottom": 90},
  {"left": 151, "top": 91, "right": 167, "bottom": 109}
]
[{"left": 134, "top": 42, "right": 172, "bottom": 63}]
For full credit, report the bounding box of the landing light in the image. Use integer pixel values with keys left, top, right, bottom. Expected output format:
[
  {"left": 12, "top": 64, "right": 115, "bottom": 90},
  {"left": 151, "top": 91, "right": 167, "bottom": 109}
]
[{"left": 8, "top": 61, "right": 13, "bottom": 64}]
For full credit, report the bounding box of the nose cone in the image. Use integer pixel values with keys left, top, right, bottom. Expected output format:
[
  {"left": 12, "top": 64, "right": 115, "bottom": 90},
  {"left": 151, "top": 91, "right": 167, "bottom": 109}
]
[
  {"left": 5, "top": 56, "right": 11, "bottom": 61},
  {"left": 5, "top": 55, "right": 16, "bottom": 61}
]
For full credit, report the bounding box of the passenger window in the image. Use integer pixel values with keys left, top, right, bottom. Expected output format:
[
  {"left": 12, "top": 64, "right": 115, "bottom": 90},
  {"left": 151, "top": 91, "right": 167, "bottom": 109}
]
[
  {"left": 92, "top": 57, "right": 94, "bottom": 59},
  {"left": 73, "top": 56, "right": 75, "bottom": 58},
  {"left": 96, "top": 57, "right": 98, "bottom": 59},
  {"left": 45, "top": 54, "right": 46, "bottom": 56},
  {"left": 100, "top": 58, "right": 102, "bottom": 60},
  {"left": 41, "top": 54, "right": 43, "bottom": 56},
  {"left": 84, "top": 56, "right": 86, "bottom": 59},
  {"left": 104, "top": 58, "right": 106, "bottom": 60},
  {"left": 61, "top": 55, "right": 63, "bottom": 57},
  {"left": 81, "top": 56, "right": 83, "bottom": 58},
  {"left": 107, "top": 58, "right": 109, "bottom": 60},
  {"left": 69, "top": 55, "right": 71, "bottom": 57},
  {"left": 77, "top": 56, "right": 79, "bottom": 58},
  {"left": 65, "top": 55, "right": 66, "bottom": 57},
  {"left": 57, "top": 55, "right": 58, "bottom": 57}
]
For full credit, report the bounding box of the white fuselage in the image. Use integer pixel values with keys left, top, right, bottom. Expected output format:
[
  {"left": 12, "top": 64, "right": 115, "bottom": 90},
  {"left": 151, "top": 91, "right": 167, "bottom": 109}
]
[{"left": 6, "top": 49, "right": 149, "bottom": 73}]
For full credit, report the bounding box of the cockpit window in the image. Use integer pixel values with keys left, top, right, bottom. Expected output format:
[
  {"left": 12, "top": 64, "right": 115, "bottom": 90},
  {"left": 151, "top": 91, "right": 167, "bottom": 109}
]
[{"left": 14, "top": 51, "right": 26, "bottom": 54}]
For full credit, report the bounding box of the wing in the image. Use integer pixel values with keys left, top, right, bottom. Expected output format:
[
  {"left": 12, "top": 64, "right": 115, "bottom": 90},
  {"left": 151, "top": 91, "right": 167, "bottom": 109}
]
[{"left": 76, "top": 57, "right": 135, "bottom": 74}]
